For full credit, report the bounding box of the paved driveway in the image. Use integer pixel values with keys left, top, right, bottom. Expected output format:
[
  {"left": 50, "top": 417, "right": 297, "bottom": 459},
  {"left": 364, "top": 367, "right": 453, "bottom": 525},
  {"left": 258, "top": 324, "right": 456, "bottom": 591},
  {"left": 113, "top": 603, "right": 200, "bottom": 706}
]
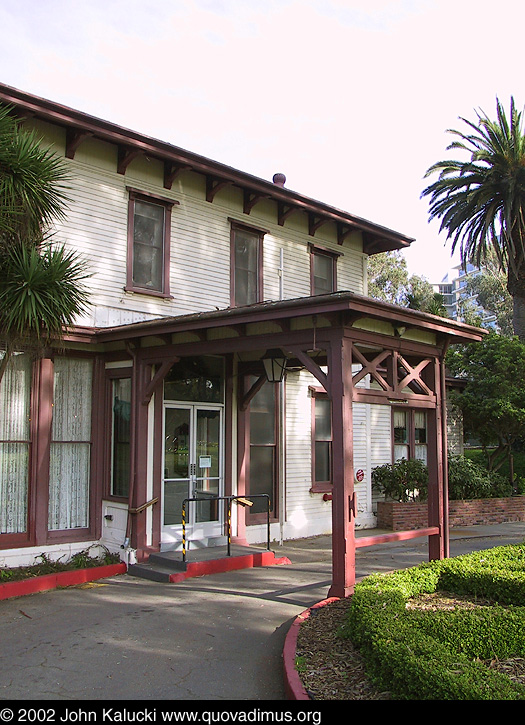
[{"left": 1, "top": 523, "right": 524, "bottom": 701}]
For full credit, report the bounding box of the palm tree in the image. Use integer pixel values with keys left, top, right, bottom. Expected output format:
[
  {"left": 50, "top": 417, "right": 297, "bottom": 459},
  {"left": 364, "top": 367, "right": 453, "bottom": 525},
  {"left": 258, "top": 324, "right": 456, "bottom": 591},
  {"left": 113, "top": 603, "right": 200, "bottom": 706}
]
[
  {"left": 421, "top": 97, "right": 525, "bottom": 340},
  {"left": 0, "top": 103, "right": 90, "bottom": 381}
]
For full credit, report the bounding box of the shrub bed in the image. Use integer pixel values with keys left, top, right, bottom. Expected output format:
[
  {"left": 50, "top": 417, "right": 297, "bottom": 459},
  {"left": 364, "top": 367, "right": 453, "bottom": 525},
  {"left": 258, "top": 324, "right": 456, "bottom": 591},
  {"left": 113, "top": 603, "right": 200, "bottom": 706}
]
[
  {"left": 372, "top": 454, "right": 512, "bottom": 502},
  {"left": 0, "top": 546, "right": 121, "bottom": 583},
  {"left": 342, "top": 543, "right": 525, "bottom": 700}
]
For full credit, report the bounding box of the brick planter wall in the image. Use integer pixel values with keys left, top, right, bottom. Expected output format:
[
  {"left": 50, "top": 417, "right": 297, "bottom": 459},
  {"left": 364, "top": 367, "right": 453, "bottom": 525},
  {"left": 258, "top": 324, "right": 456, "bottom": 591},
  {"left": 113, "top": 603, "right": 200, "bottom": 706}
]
[{"left": 376, "top": 496, "right": 525, "bottom": 531}]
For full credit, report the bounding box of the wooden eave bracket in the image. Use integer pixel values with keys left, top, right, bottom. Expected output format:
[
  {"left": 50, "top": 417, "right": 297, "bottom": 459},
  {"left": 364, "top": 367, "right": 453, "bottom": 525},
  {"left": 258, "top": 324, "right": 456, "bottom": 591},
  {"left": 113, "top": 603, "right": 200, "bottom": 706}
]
[
  {"left": 308, "top": 213, "right": 329, "bottom": 237},
  {"left": 164, "top": 162, "right": 191, "bottom": 189},
  {"left": 243, "top": 190, "right": 270, "bottom": 215},
  {"left": 337, "top": 222, "right": 358, "bottom": 245},
  {"left": 141, "top": 357, "right": 180, "bottom": 405},
  {"left": 206, "top": 176, "right": 233, "bottom": 202},
  {"left": 240, "top": 374, "right": 266, "bottom": 411},
  {"left": 65, "top": 128, "right": 93, "bottom": 159},
  {"left": 118, "top": 145, "right": 142, "bottom": 175},
  {"left": 278, "top": 202, "right": 296, "bottom": 226}
]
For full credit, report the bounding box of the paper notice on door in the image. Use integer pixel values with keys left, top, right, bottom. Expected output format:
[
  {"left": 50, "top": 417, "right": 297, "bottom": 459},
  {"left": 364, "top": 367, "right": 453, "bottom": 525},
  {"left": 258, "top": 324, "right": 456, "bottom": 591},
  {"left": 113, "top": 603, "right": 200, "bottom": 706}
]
[{"left": 199, "top": 456, "right": 212, "bottom": 469}]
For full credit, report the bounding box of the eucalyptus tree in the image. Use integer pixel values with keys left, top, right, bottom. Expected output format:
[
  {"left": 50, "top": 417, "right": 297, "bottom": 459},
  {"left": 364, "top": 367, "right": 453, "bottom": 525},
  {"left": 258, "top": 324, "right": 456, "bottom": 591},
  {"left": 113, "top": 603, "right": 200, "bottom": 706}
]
[
  {"left": 0, "top": 103, "right": 90, "bottom": 382},
  {"left": 422, "top": 98, "right": 525, "bottom": 340}
]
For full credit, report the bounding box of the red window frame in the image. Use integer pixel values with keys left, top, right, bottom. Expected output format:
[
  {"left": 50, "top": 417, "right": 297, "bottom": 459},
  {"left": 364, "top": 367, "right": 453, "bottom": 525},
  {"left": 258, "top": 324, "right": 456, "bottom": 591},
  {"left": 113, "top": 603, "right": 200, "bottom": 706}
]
[
  {"left": 125, "top": 187, "right": 177, "bottom": 298},
  {"left": 309, "top": 243, "right": 341, "bottom": 296},
  {"left": 310, "top": 387, "right": 332, "bottom": 493},
  {"left": 230, "top": 220, "right": 266, "bottom": 307}
]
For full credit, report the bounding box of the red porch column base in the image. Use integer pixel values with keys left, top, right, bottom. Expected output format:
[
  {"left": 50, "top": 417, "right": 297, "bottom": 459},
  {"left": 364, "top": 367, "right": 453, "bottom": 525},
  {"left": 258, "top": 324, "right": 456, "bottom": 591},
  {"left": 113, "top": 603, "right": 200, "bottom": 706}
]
[{"left": 328, "top": 583, "right": 354, "bottom": 598}]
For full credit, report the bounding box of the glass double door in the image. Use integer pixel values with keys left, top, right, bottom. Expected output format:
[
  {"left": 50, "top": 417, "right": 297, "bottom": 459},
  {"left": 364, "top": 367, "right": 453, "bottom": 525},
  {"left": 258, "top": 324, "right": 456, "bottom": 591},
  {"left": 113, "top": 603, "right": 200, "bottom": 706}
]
[{"left": 162, "top": 404, "right": 223, "bottom": 548}]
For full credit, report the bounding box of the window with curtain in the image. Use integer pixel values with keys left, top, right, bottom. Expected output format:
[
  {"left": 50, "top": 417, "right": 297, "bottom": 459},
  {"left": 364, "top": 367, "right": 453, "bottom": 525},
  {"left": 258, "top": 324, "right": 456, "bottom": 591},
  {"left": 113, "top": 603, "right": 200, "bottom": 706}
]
[
  {"left": 132, "top": 199, "right": 165, "bottom": 291},
  {"left": 393, "top": 409, "right": 409, "bottom": 461},
  {"left": 48, "top": 358, "right": 93, "bottom": 530},
  {"left": 311, "top": 250, "right": 335, "bottom": 295},
  {"left": 393, "top": 408, "right": 427, "bottom": 464},
  {"left": 0, "top": 352, "right": 32, "bottom": 535},
  {"left": 414, "top": 411, "right": 428, "bottom": 464}
]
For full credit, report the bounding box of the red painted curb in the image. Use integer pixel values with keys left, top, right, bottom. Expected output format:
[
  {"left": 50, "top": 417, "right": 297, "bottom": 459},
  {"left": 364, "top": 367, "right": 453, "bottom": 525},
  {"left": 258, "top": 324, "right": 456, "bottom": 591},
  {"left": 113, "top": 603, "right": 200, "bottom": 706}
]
[
  {"left": 282, "top": 597, "right": 340, "bottom": 701},
  {"left": 0, "top": 563, "right": 127, "bottom": 601}
]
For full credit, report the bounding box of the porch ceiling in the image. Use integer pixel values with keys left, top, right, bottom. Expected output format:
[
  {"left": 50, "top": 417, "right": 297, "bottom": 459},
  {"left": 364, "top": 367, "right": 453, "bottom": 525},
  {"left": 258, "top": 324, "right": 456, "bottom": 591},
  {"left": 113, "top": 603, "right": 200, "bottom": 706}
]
[{"left": 89, "top": 291, "right": 486, "bottom": 353}]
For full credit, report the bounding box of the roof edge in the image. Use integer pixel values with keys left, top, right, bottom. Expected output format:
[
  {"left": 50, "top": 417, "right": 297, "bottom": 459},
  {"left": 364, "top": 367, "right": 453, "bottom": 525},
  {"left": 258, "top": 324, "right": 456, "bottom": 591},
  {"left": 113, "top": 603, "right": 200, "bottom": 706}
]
[{"left": 0, "top": 82, "right": 414, "bottom": 253}]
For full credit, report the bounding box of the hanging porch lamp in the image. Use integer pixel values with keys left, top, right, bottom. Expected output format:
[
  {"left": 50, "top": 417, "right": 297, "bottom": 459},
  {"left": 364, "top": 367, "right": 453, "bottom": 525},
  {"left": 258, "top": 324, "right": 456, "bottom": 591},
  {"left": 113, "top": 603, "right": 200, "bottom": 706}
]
[{"left": 262, "top": 348, "right": 287, "bottom": 383}]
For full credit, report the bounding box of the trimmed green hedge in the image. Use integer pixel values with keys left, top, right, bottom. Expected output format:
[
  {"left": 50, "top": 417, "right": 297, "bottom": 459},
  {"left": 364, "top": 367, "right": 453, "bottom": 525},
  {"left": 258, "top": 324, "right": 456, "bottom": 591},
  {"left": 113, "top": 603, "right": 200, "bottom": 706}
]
[{"left": 342, "top": 543, "right": 525, "bottom": 700}]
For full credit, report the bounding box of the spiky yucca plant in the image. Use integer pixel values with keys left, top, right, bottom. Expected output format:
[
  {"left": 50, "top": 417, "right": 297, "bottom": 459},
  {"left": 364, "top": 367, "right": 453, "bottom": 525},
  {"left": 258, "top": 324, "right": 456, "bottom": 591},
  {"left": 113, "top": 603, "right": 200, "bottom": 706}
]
[
  {"left": 0, "top": 241, "right": 90, "bottom": 382},
  {"left": 0, "top": 104, "right": 69, "bottom": 242},
  {"left": 0, "top": 102, "right": 90, "bottom": 381}
]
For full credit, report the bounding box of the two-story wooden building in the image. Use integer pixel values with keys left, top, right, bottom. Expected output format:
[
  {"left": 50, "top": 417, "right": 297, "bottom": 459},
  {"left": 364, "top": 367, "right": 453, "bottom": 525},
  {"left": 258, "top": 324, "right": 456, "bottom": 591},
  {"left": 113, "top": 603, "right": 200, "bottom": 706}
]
[{"left": 0, "top": 83, "right": 484, "bottom": 596}]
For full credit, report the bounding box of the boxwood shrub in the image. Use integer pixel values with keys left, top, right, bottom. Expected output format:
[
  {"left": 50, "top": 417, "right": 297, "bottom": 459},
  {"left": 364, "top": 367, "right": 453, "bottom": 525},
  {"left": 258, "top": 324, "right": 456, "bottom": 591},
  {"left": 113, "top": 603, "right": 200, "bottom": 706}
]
[{"left": 341, "top": 543, "right": 525, "bottom": 700}]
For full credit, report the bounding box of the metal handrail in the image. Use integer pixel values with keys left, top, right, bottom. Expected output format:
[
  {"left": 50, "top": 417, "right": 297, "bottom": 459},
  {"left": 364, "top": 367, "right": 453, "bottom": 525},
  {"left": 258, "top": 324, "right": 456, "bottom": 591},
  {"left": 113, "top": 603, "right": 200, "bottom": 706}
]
[{"left": 181, "top": 494, "right": 271, "bottom": 562}]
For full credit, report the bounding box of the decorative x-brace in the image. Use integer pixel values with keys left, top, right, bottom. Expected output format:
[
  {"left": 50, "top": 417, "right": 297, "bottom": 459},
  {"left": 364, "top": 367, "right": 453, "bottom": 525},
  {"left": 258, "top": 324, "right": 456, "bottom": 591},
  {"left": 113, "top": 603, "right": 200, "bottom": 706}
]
[{"left": 351, "top": 346, "right": 435, "bottom": 403}]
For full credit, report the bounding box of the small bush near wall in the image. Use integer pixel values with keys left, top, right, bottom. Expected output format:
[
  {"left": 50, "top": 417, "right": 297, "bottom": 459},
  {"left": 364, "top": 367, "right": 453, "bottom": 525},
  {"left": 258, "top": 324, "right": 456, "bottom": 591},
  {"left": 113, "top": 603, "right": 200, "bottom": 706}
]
[
  {"left": 373, "top": 454, "right": 521, "bottom": 530},
  {"left": 371, "top": 459, "right": 429, "bottom": 503},
  {"left": 372, "top": 455, "right": 512, "bottom": 504}
]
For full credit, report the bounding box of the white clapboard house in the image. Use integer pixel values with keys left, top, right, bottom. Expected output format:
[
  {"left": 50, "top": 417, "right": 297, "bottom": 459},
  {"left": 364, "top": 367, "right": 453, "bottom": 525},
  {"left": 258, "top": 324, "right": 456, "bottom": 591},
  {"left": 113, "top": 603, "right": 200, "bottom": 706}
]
[{"left": 0, "top": 83, "right": 483, "bottom": 596}]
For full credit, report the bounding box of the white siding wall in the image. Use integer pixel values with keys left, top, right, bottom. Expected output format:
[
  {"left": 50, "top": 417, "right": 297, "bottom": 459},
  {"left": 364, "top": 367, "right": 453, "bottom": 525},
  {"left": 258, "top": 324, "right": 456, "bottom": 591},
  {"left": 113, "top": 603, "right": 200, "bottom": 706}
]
[
  {"left": 14, "top": 118, "right": 384, "bottom": 560},
  {"left": 282, "top": 371, "right": 332, "bottom": 540},
  {"left": 31, "top": 121, "right": 367, "bottom": 327},
  {"left": 246, "top": 370, "right": 391, "bottom": 544},
  {"left": 370, "top": 404, "right": 393, "bottom": 512}
]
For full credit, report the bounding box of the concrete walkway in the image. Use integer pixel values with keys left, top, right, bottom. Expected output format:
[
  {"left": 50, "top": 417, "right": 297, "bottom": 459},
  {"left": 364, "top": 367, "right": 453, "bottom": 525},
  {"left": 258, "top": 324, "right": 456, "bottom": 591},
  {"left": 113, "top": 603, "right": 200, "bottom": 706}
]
[{"left": 0, "top": 522, "right": 524, "bottom": 701}]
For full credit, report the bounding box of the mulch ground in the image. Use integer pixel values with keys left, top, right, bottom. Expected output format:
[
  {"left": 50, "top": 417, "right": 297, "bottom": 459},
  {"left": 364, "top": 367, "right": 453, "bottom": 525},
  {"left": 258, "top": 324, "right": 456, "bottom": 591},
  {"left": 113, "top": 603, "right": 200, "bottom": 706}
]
[{"left": 295, "top": 593, "right": 525, "bottom": 700}]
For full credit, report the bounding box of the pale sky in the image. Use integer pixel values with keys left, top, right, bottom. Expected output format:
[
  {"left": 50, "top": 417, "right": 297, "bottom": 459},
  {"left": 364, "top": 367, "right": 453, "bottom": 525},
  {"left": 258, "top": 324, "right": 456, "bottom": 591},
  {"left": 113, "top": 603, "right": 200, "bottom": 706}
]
[{"left": 0, "top": 0, "right": 522, "bottom": 283}]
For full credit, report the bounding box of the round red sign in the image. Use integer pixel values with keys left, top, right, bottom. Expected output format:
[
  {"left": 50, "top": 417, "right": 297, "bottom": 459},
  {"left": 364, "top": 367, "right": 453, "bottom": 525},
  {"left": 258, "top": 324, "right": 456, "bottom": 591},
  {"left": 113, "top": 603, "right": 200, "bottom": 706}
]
[{"left": 356, "top": 469, "right": 365, "bottom": 482}]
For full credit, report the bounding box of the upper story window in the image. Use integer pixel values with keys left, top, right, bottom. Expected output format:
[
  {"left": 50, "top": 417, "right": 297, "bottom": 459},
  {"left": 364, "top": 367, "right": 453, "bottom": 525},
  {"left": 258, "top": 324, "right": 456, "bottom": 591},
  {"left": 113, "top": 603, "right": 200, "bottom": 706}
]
[
  {"left": 126, "top": 188, "right": 177, "bottom": 297},
  {"left": 231, "top": 221, "right": 265, "bottom": 307},
  {"left": 309, "top": 244, "right": 340, "bottom": 296}
]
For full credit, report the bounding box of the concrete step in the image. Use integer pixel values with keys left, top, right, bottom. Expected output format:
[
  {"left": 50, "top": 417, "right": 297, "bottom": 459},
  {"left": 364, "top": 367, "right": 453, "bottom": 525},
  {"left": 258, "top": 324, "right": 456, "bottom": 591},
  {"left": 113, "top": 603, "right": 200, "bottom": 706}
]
[
  {"left": 127, "top": 563, "right": 176, "bottom": 583},
  {"left": 127, "top": 546, "right": 292, "bottom": 584}
]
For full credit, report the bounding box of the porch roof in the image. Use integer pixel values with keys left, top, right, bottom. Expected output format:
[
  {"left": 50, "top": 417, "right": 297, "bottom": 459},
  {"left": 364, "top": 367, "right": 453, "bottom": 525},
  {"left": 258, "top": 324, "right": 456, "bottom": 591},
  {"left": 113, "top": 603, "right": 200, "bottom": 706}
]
[{"left": 90, "top": 291, "right": 486, "bottom": 347}]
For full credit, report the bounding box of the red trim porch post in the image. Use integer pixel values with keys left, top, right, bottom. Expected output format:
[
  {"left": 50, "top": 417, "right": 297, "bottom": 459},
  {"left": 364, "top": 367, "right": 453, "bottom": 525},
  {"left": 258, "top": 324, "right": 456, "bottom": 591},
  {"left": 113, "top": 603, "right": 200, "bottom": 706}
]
[
  {"left": 127, "top": 351, "right": 151, "bottom": 560},
  {"left": 328, "top": 335, "right": 355, "bottom": 598},
  {"left": 427, "top": 356, "right": 446, "bottom": 561}
]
